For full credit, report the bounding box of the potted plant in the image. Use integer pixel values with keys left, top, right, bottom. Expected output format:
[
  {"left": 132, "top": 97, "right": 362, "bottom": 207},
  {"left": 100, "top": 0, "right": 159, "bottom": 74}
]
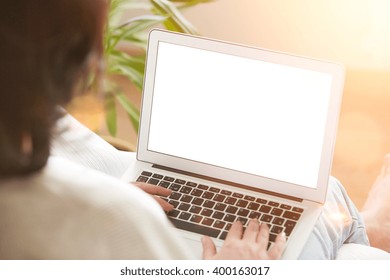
[{"left": 68, "top": 0, "right": 213, "bottom": 148}]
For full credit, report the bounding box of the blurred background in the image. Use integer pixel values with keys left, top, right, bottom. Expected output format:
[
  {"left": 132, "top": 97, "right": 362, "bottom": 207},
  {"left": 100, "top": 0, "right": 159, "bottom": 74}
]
[
  {"left": 177, "top": 0, "right": 390, "bottom": 209},
  {"left": 179, "top": 0, "right": 390, "bottom": 209},
  {"left": 77, "top": 0, "right": 390, "bottom": 209}
]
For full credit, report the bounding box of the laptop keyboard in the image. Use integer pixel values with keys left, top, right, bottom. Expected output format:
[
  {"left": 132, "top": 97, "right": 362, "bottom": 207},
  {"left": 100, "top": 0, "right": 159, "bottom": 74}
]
[{"left": 137, "top": 171, "right": 303, "bottom": 248}]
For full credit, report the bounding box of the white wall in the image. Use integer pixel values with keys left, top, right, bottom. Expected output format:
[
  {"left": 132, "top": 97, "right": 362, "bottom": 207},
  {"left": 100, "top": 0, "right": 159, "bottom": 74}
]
[{"left": 183, "top": 0, "right": 390, "bottom": 71}]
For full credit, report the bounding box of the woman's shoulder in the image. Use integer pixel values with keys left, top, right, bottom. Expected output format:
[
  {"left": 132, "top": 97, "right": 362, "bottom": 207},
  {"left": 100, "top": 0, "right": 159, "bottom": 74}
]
[
  {"left": 0, "top": 156, "right": 189, "bottom": 259},
  {"left": 44, "top": 156, "right": 159, "bottom": 208}
]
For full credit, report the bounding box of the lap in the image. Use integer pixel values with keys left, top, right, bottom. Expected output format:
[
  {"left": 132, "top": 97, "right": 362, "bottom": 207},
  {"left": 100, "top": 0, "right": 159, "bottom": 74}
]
[{"left": 298, "top": 177, "right": 369, "bottom": 259}]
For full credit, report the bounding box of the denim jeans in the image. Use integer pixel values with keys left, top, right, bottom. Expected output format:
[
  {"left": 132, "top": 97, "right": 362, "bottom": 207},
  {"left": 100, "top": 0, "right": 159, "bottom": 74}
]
[{"left": 298, "top": 177, "right": 369, "bottom": 259}]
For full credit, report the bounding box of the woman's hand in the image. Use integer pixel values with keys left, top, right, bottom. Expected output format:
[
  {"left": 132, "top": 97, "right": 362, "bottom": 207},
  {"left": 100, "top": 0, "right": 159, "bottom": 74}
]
[
  {"left": 202, "top": 219, "right": 286, "bottom": 260},
  {"left": 132, "top": 182, "right": 174, "bottom": 212}
]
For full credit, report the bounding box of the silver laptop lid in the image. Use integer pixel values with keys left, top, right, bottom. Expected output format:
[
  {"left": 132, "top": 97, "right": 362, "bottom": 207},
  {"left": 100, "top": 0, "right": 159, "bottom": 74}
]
[{"left": 137, "top": 29, "right": 344, "bottom": 203}]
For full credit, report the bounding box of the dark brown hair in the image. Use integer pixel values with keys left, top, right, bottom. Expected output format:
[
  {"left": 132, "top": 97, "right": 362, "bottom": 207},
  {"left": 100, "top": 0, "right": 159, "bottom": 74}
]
[{"left": 0, "top": 0, "right": 107, "bottom": 178}]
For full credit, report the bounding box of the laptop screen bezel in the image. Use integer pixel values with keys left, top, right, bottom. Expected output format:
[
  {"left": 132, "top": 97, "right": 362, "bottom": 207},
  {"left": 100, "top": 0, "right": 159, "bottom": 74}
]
[{"left": 137, "top": 29, "right": 344, "bottom": 204}]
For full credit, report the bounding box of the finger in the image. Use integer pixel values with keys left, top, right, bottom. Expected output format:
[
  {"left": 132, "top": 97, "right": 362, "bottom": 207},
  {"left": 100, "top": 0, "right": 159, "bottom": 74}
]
[
  {"left": 243, "top": 219, "right": 260, "bottom": 242},
  {"left": 256, "top": 223, "right": 270, "bottom": 250},
  {"left": 154, "top": 196, "right": 174, "bottom": 212},
  {"left": 268, "top": 232, "right": 286, "bottom": 259},
  {"left": 133, "top": 182, "right": 172, "bottom": 197},
  {"left": 225, "top": 220, "right": 244, "bottom": 241},
  {"left": 201, "top": 236, "right": 217, "bottom": 260}
]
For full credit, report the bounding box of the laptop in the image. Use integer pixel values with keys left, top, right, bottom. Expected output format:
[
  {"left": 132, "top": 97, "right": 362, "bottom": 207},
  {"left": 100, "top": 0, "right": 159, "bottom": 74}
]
[{"left": 122, "top": 29, "right": 344, "bottom": 259}]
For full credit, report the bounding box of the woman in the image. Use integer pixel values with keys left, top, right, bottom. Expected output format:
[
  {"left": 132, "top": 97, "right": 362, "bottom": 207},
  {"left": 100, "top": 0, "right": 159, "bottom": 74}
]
[{"left": 0, "top": 0, "right": 285, "bottom": 259}]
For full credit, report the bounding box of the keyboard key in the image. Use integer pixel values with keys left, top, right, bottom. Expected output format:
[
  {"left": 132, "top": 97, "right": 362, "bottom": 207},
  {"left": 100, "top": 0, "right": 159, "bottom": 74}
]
[
  {"left": 260, "top": 214, "right": 272, "bottom": 223},
  {"left": 152, "top": 174, "right": 164, "bottom": 179},
  {"left": 221, "top": 190, "right": 232, "bottom": 195},
  {"left": 148, "top": 178, "right": 160, "bottom": 185},
  {"left": 213, "top": 220, "right": 226, "bottom": 229},
  {"left": 226, "top": 206, "right": 238, "bottom": 214},
  {"left": 186, "top": 181, "right": 197, "bottom": 187},
  {"left": 136, "top": 176, "right": 148, "bottom": 183},
  {"left": 141, "top": 171, "right": 152, "bottom": 177},
  {"left": 237, "top": 217, "right": 248, "bottom": 225},
  {"left": 271, "top": 225, "right": 284, "bottom": 234},
  {"left": 273, "top": 217, "right": 285, "bottom": 225},
  {"left": 270, "top": 208, "right": 283, "bottom": 216},
  {"left": 249, "top": 211, "right": 261, "bottom": 219},
  {"left": 169, "top": 200, "right": 180, "bottom": 208},
  {"left": 202, "top": 191, "right": 214, "bottom": 199},
  {"left": 189, "top": 205, "right": 202, "bottom": 214},
  {"left": 158, "top": 181, "right": 170, "bottom": 188},
  {"left": 225, "top": 197, "right": 237, "bottom": 205},
  {"left": 237, "top": 208, "right": 250, "bottom": 217},
  {"left": 232, "top": 193, "right": 243, "bottom": 198},
  {"left": 191, "top": 189, "right": 203, "bottom": 197},
  {"left": 223, "top": 214, "right": 236, "bottom": 223},
  {"left": 179, "top": 212, "right": 191, "bottom": 220},
  {"left": 292, "top": 207, "right": 304, "bottom": 213},
  {"left": 219, "top": 231, "right": 228, "bottom": 240},
  {"left": 198, "top": 184, "right": 209, "bottom": 190},
  {"left": 167, "top": 209, "right": 180, "bottom": 218},
  {"left": 236, "top": 200, "right": 249, "bottom": 208},
  {"left": 213, "top": 194, "right": 226, "bottom": 202},
  {"left": 175, "top": 179, "right": 186, "bottom": 184},
  {"left": 283, "top": 211, "right": 301, "bottom": 221},
  {"left": 190, "top": 215, "right": 203, "bottom": 223},
  {"left": 201, "top": 218, "right": 214, "bottom": 226},
  {"left": 203, "top": 200, "right": 215, "bottom": 209},
  {"left": 209, "top": 187, "right": 220, "bottom": 193},
  {"left": 280, "top": 204, "right": 292, "bottom": 210},
  {"left": 268, "top": 201, "right": 279, "bottom": 207},
  {"left": 169, "top": 183, "right": 181, "bottom": 191},
  {"left": 200, "top": 208, "right": 213, "bottom": 217},
  {"left": 225, "top": 223, "right": 232, "bottom": 231},
  {"left": 269, "top": 233, "right": 277, "bottom": 242},
  {"left": 259, "top": 205, "right": 271, "bottom": 213},
  {"left": 180, "top": 195, "right": 193, "bottom": 203},
  {"left": 169, "top": 192, "right": 182, "bottom": 200},
  {"left": 163, "top": 176, "right": 175, "bottom": 182},
  {"left": 284, "top": 220, "right": 297, "bottom": 236},
  {"left": 212, "top": 211, "right": 224, "bottom": 219},
  {"left": 178, "top": 203, "right": 190, "bottom": 211},
  {"left": 256, "top": 198, "right": 267, "bottom": 204},
  {"left": 180, "top": 186, "right": 192, "bottom": 194},
  {"left": 214, "top": 203, "right": 227, "bottom": 211},
  {"left": 244, "top": 195, "right": 255, "bottom": 201},
  {"left": 169, "top": 218, "right": 220, "bottom": 238},
  {"left": 192, "top": 197, "right": 204, "bottom": 206},
  {"left": 248, "top": 202, "right": 260, "bottom": 211}
]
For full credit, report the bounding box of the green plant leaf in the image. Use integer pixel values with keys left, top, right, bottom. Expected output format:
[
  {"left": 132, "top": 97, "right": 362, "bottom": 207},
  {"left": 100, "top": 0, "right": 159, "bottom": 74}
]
[
  {"left": 114, "top": 92, "right": 140, "bottom": 132},
  {"left": 110, "top": 51, "right": 146, "bottom": 75},
  {"left": 100, "top": 0, "right": 211, "bottom": 137},
  {"left": 108, "top": 63, "right": 144, "bottom": 90},
  {"left": 151, "top": 0, "right": 198, "bottom": 34},
  {"left": 108, "top": 15, "right": 166, "bottom": 51},
  {"left": 170, "top": 0, "right": 215, "bottom": 9},
  {"left": 105, "top": 94, "right": 117, "bottom": 136},
  {"left": 109, "top": 0, "right": 152, "bottom": 27}
]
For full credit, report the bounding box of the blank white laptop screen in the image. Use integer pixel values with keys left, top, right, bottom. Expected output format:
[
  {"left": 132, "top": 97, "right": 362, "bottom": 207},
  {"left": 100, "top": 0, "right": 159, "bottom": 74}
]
[{"left": 148, "top": 42, "right": 333, "bottom": 189}]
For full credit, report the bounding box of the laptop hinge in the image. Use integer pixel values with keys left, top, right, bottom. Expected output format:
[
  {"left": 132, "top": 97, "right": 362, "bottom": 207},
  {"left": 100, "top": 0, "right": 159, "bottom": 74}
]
[{"left": 152, "top": 164, "right": 303, "bottom": 203}]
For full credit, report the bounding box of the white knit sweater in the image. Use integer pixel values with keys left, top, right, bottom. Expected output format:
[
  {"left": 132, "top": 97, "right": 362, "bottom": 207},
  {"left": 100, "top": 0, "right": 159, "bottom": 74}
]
[{"left": 0, "top": 156, "right": 192, "bottom": 259}]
